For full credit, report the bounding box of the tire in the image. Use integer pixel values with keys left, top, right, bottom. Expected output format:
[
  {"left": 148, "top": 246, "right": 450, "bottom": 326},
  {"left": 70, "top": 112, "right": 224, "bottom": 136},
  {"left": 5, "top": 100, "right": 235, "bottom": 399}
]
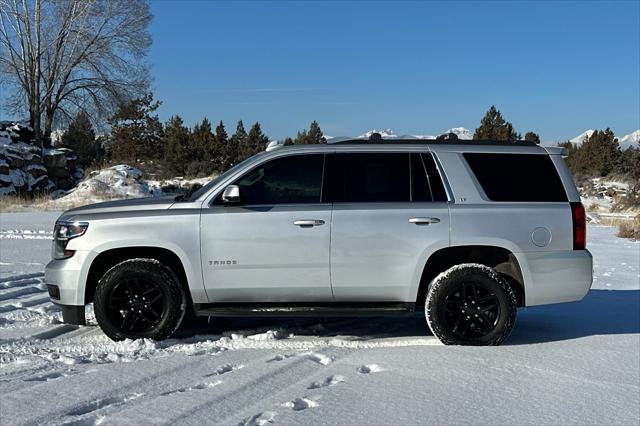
[
  {"left": 94, "top": 258, "right": 187, "bottom": 341},
  {"left": 425, "top": 263, "right": 517, "bottom": 346}
]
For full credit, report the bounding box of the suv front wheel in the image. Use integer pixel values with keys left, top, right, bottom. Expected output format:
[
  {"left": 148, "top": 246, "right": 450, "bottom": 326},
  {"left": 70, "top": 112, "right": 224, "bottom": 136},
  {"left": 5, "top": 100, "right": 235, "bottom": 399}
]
[
  {"left": 425, "top": 264, "right": 517, "bottom": 346},
  {"left": 94, "top": 259, "right": 186, "bottom": 341}
]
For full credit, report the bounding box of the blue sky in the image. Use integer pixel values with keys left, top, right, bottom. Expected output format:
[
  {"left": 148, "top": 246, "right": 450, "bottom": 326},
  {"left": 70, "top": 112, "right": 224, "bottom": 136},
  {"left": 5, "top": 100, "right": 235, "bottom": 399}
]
[{"left": 150, "top": 0, "right": 639, "bottom": 141}]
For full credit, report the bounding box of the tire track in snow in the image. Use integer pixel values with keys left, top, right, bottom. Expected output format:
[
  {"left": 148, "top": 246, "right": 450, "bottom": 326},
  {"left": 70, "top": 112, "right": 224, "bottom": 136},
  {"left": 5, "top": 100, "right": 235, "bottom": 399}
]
[
  {"left": 0, "top": 229, "right": 53, "bottom": 240},
  {"left": 5, "top": 349, "right": 224, "bottom": 425},
  {"left": 0, "top": 272, "right": 44, "bottom": 285},
  {"left": 0, "top": 285, "right": 43, "bottom": 301},
  {"left": 0, "top": 294, "right": 51, "bottom": 313},
  {"left": 201, "top": 348, "right": 351, "bottom": 426},
  {"left": 60, "top": 393, "right": 144, "bottom": 425}
]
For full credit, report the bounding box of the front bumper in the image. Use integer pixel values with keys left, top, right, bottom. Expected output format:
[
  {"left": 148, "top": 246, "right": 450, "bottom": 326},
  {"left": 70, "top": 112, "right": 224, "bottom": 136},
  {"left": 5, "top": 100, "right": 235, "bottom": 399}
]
[
  {"left": 44, "top": 250, "right": 96, "bottom": 325},
  {"left": 516, "top": 249, "right": 593, "bottom": 306}
]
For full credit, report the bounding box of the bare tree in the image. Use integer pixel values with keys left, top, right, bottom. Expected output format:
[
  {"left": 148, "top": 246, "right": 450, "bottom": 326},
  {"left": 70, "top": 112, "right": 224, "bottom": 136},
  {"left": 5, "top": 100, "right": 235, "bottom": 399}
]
[{"left": 0, "top": 0, "right": 151, "bottom": 142}]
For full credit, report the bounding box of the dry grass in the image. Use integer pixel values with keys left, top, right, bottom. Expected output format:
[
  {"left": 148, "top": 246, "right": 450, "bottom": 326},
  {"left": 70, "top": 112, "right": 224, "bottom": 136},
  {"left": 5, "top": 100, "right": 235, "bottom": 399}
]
[
  {"left": 0, "top": 191, "right": 123, "bottom": 213},
  {"left": 0, "top": 193, "right": 55, "bottom": 212},
  {"left": 617, "top": 216, "right": 640, "bottom": 240}
]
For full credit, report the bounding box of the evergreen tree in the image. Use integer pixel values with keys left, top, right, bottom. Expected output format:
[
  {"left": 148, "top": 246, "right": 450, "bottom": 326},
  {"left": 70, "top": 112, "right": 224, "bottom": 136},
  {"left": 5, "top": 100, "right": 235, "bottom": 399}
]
[
  {"left": 242, "top": 122, "right": 269, "bottom": 159},
  {"left": 163, "top": 115, "right": 191, "bottom": 176},
  {"left": 227, "top": 120, "right": 248, "bottom": 167},
  {"left": 293, "top": 120, "right": 326, "bottom": 144},
  {"left": 618, "top": 147, "right": 640, "bottom": 182},
  {"left": 307, "top": 120, "right": 326, "bottom": 144},
  {"left": 473, "top": 106, "right": 519, "bottom": 141},
  {"left": 215, "top": 121, "right": 229, "bottom": 171},
  {"left": 524, "top": 131, "right": 540, "bottom": 144},
  {"left": 282, "top": 137, "right": 294, "bottom": 146},
  {"left": 293, "top": 129, "right": 308, "bottom": 145},
  {"left": 578, "top": 129, "right": 620, "bottom": 176},
  {"left": 60, "top": 111, "right": 102, "bottom": 168},
  {"left": 109, "top": 94, "right": 163, "bottom": 164},
  {"left": 189, "top": 118, "right": 216, "bottom": 176}
]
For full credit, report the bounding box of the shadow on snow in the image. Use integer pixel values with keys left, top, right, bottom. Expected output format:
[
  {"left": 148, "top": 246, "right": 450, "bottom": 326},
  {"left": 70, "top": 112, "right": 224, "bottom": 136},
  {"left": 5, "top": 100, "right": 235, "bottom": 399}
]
[{"left": 175, "top": 290, "right": 640, "bottom": 345}]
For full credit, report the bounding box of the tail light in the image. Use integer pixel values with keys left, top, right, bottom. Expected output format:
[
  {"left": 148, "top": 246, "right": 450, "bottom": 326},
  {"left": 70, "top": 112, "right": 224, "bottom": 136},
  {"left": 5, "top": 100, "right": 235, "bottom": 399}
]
[{"left": 570, "top": 202, "right": 586, "bottom": 250}]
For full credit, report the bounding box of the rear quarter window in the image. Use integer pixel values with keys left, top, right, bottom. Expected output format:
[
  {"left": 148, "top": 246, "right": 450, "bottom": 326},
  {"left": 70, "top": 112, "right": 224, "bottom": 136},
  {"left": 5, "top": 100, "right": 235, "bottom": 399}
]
[{"left": 463, "top": 153, "right": 567, "bottom": 202}]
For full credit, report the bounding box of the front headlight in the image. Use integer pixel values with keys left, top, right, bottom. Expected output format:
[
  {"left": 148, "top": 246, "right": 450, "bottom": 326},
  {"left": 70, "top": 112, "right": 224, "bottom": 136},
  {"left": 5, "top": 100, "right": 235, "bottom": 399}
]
[{"left": 52, "top": 221, "right": 89, "bottom": 260}]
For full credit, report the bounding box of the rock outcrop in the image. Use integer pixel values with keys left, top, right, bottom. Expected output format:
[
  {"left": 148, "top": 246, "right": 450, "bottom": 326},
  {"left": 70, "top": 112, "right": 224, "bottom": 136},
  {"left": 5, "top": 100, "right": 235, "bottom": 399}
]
[{"left": 0, "top": 121, "right": 83, "bottom": 197}]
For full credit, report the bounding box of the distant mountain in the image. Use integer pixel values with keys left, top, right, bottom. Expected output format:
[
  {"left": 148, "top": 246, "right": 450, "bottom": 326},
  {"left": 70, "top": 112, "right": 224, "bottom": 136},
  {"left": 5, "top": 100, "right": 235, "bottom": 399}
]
[
  {"left": 569, "top": 129, "right": 595, "bottom": 144},
  {"left": 441, "top": 127, "right": 473, "bottom": 140},
  {"left": 358, "top": 129, "right": 399, "bottom": 139},
  {"left": 568, "top": 129, "right": 639, "bottom": 149},
  {"left": 357, "top": 128, "right": 473, "bottom": 140},
  {"left": 619, "top": 130, "right": 640, "bottom": 149}
]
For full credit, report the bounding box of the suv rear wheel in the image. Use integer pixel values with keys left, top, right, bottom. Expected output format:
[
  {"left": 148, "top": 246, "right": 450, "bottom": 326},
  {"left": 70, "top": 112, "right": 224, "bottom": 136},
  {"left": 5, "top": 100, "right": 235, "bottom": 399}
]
[
  {"left": 94, "top": 259, "right": 186, "bottom": 341},
  {"left": 425, "top": 263, "right": 517, "bottom": 346}
]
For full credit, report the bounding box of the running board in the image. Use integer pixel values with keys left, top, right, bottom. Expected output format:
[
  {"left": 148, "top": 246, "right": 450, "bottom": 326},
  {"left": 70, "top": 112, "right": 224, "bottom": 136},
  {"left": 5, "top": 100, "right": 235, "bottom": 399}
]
[{"left": 194, "top": 302, "right": 415, "bottom": 318}]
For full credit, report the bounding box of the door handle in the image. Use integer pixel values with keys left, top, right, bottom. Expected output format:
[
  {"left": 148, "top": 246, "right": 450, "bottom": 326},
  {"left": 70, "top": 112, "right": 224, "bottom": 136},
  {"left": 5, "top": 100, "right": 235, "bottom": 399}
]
[
  {"left": 409, "top": 217, "right": 440, "bottom": 225},
  {"left": 293, "top": 219, "right": 325, "bottom": 227}
]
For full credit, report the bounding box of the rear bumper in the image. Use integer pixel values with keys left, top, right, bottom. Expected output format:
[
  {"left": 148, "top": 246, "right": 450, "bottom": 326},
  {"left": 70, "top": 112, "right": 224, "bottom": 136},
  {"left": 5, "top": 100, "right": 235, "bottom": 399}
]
[{"left": 516, "top": 249, "right": 593, "bottom": 306}]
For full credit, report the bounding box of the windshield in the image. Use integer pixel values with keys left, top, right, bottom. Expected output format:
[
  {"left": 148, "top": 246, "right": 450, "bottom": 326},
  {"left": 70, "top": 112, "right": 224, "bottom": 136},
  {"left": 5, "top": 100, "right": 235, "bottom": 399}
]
[{"left": 185, "top": 153, "right": 266, "bottom": 202}]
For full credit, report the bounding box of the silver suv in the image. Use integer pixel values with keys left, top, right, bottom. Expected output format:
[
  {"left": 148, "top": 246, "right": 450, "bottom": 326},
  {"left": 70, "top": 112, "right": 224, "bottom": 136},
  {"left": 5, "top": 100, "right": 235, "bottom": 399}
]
[{"left": 45, "top": 139, "right": 593, "bottom": 345}]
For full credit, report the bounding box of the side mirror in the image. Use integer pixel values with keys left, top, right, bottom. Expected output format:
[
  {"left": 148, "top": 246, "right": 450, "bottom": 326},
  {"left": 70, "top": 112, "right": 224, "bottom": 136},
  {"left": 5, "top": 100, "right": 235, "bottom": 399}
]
[{"left": 222, "top": 185, "right": 241, "bottom": 204}]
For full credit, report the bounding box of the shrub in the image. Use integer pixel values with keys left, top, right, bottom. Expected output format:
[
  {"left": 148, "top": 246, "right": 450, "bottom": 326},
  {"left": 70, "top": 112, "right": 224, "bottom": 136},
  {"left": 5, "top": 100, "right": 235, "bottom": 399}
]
[{"left": 617, "top": 216, "right": 640, "bottom": 240}]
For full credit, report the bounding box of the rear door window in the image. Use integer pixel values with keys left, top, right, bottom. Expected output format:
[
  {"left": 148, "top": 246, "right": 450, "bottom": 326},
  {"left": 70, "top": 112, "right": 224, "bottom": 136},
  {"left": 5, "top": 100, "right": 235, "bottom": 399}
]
[
  {"left": 326, "top": 152, "right": 448, "bottom": 203},
  {"left": 333, "top": 153, "right": 410, "bottom": 203},
  {"left": 463, "top": 153, "right": 567, "bottom": 202}
]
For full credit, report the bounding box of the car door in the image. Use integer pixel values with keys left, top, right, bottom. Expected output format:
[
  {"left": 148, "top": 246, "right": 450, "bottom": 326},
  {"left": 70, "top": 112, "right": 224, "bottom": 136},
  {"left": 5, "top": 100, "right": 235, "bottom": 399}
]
[
  {"left": 329, "top": 152, "right": 450, "bottom": 302},
  {"left": 200, "top": 152, "right": 333, "bottom": 302}
]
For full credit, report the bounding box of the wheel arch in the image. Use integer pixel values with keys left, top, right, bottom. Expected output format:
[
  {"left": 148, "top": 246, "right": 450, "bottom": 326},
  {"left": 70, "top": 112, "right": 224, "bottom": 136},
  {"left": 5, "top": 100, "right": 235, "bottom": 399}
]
[
  {"left": 85, "top": 246, "right": 191, "bottom": 305},
  {"left": 416, "top": 245, "right": 525, "bottom": 308}
]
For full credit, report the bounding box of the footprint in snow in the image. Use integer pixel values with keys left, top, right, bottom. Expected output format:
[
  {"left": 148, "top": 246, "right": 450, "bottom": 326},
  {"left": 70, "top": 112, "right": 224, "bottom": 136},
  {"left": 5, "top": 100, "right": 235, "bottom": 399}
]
[
  {"left": 306, "top": 352, "right": 332, "bottom": 366},
  {"left": 308, "top": 375, "right": 345, "bottom": 389},
  {"left": 65, "top": 393, "right": 143, "bottom": 417},
  {"left": 24, "top": 371, "right": 68, "bottom": 382},
  {"left": 160, "top": 380, "right": 222, "bottom": 396},
  {"left": 357, "top": 364, "right": 384, "bottom": 374},
  {"left": 238, "top": 411, "right": 277, "bottom": 426},
  {"left": 282, "top": 397, "right": 319, "bottom": 411},
  {"left": 267, "top": 353, "right": 296, "bottom": 362},
  {"left": 206, "top": 363, "right": 244, "bottom": 377}
]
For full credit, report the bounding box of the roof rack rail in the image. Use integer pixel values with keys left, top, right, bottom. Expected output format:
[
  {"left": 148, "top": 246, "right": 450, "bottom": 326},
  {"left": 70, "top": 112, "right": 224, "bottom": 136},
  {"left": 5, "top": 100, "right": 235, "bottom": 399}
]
[{"left": 330, "top": 138, "right": 538, "bottom": 147}]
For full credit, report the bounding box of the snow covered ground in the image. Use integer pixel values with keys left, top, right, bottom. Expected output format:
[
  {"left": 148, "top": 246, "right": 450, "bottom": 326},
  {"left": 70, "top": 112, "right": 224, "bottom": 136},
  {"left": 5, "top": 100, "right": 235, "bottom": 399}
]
[{"left": 0, "top": 212, "right": 638, "bottom": 425}]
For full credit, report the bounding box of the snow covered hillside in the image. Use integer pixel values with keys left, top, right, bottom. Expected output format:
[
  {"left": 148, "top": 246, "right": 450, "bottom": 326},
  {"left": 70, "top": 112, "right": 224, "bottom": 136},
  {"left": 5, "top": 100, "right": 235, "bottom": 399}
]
[
  {"left": 0, "top": 213, "right": 638, "bottom": 425},
  {"left": 569, "top": 129, "right": 640, "bottom": 149},
  {"left": 619, "top": 129, "right": 640, "bottom": 148}
]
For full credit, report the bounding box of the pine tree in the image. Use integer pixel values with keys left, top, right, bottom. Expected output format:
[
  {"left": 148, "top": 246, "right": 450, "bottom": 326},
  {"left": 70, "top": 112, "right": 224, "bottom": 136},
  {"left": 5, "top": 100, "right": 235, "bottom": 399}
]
[
  {"left": 215, "top": 121, "right": 229, "bottom": 171},
  {"left": 163, "top": 115, "right": 191, "bottom": 176},
  {"left": 60, "top": 111, "right": 102, "bottom": 168},
  {"left": 190, "top": 118, "right": 216, "bottom": 176},
  {"left": 293, "top": 129, "right": 308, "bottom": 145},
  {"left": 307, "top": 120, "right": 326, "bottom": 144},
  {"left": 282, "top": 137, "right": 294, "bottom": 146},
  {"left": 243, "top": 122, "right": 269, "bottom": 159},
  {"left": 109, "top": 94, "right": 163, "bottom": 164},
  {"left": 579, "top": 128, "right": 620, "bottom": 176},
  {"left": 293, "top": 120, "right": 326, "bottom": 144},
  {"left": 227, "top": 120, "right": 248, "bottom": 167},
  {"left": 473, "top": 106, "right": 519, "bottom": 141},
  {"left": 524, "top": 131, "right": 540, "bottom": 144}
]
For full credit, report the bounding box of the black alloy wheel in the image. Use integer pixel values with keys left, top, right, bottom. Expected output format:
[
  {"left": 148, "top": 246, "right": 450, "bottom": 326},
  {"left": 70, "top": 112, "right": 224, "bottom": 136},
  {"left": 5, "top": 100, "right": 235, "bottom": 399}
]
[
  {"left": 94, "top": 259, "right": 186, "bottom": 341},
  {"left": 106, "top": 277, "right": 167, "bottom": 334},
  {"left": 440, "top": 281, "right": 501, "bottom": 339},
  {"left": 425, "top": 264, "right": 517, "bottom": 346}
]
